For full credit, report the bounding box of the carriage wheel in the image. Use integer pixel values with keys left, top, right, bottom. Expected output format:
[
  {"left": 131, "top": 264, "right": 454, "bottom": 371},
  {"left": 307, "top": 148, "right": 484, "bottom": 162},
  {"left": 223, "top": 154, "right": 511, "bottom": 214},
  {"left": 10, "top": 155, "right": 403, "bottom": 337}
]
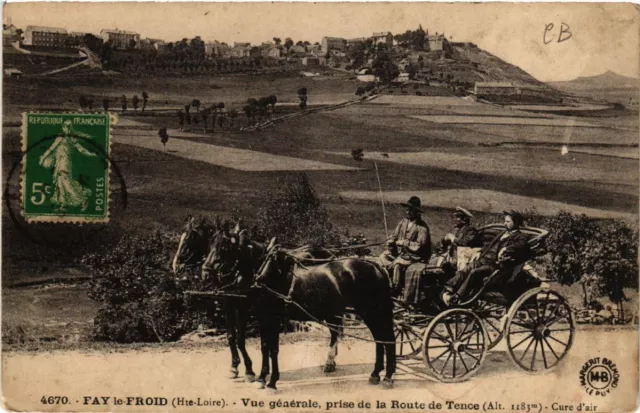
[
  {"left": 475, "top": 300, "right": 507, "bottom": 350},
  {"left": 422, "top": 309, "right": 488, "bottom": 383},
  {"left": 505, "top": 288, "right": 575, "bottom": 373},
  {"left": 393, "top": 300, "right": 428, "bottom": 359}
]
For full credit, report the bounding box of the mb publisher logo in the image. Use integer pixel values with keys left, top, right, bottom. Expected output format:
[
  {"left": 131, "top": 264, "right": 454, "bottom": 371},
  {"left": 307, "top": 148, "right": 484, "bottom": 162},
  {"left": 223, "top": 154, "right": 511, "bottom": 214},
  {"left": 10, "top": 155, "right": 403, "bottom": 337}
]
[
  {"left": 588, "top": 367, "right": 610, "bottom": 389},
  {"left": 580, "top": 357, "right": 619, "bottom": 396}
]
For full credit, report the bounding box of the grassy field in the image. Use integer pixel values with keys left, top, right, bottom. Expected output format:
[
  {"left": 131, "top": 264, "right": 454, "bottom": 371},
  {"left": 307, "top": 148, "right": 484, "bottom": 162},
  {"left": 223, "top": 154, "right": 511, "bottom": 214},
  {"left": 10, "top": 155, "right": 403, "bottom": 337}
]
[{"left": 2, "top": 73, "right": 638, "bottom": 345}]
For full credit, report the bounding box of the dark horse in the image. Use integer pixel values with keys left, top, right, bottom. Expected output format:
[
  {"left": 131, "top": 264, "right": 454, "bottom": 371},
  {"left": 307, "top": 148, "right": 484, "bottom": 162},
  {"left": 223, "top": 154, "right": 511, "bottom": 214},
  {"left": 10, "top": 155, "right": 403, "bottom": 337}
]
[
  {"left": 254, "top": 240, "right": 396, "bottom": 392},
  {"left": 172, "top": 219, "right": 337, "bottom": 383}
]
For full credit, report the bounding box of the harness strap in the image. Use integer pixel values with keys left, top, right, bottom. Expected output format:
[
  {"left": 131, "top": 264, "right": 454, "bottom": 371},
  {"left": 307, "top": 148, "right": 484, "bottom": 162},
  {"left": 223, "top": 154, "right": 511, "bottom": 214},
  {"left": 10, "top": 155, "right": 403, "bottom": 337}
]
[{"left": 255, "top": 282, "right": 406, "bottom": 346}]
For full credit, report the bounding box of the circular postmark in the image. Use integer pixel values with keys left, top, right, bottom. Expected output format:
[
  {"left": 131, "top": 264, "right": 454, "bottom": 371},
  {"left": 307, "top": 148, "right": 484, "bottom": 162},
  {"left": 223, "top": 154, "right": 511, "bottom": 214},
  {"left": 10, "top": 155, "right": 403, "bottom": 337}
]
[{"left": 579, "top": 357, "right": 619, "bottom": 396}]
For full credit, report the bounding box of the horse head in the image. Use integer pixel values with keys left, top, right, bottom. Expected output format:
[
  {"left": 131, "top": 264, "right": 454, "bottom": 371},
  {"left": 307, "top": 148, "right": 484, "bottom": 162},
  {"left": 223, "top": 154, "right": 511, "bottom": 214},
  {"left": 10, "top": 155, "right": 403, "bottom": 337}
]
[
  {"left": 171, "top": 215, "right": 216, "bottom": 275},
  {"left": 254, "top": 238, "right": 287, "bottom": 288},
  {"left": 201, "top": 227, "right": 240, "bottom": 284}
]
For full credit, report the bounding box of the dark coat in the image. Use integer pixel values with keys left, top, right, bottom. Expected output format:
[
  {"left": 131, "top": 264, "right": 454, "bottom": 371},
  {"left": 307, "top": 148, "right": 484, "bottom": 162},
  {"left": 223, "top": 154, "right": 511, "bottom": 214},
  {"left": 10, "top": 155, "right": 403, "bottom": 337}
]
[
  {"left": 389, "top": 217, "right": 432, "bottom": 262},
  {"left": 478, "top": 229, "right": 530, "bottom": 266},
  {"left": 452, "top": 224, "right": 478, "bottom": 247}
]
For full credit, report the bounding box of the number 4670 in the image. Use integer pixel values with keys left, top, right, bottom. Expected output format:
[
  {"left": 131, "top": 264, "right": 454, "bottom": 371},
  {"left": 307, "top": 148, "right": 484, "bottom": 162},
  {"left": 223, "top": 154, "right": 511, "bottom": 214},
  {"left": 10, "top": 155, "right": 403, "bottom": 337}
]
[{"left": 30, "top": 182, "right": 52, "bottom": 205}]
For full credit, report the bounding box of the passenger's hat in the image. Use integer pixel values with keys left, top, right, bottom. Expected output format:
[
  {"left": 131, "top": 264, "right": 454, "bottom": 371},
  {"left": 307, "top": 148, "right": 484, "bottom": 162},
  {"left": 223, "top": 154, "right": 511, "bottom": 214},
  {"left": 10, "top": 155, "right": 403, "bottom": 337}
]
[
  {"left": 401, "top": 196, "right": 424, "bottom": 213},
  {"left": 454, "top": 206, "right": 473, "bottom": 219},
  {"left": 503, "top": 209, "right": 525, "bottom": 226}
]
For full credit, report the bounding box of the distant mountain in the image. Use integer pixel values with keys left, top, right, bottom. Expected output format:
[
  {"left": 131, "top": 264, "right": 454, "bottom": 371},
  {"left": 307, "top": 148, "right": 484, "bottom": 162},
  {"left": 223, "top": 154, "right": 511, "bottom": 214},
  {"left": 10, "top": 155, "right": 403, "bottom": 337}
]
[{"left": 550, "top": 71, "right": 639, "bottom": 90}]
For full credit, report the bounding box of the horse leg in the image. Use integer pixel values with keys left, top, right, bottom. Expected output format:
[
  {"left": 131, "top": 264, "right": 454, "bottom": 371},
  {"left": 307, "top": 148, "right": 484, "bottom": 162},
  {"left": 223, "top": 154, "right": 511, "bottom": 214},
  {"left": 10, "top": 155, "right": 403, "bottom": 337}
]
[
  {"left": 237, "top": 304, "right": 255, "bottom": 382},
  {"left": 380, "top": 314, "right": 396, "bottom": 388},
  {"left": 266, "top": 321, "right": 280, "bottom": 393},
  {"left": 256, "top": 317, "right": 270, "bottom": 389},
  {"left": 361, "top": 317, "right": 384, "bottom": 385},
  {"left": 323, "top": 317, "right": 342, "bottom": 373},
  {"left": 226, "top": 306, "right": 241, "bottom": 379}
]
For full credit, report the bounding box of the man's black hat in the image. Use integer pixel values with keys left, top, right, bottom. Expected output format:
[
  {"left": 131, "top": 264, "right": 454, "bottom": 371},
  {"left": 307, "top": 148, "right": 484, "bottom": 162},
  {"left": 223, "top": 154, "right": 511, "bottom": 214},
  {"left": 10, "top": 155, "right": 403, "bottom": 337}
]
[{"left": 401, "top": 196, "right": 424, "bottom": 213}]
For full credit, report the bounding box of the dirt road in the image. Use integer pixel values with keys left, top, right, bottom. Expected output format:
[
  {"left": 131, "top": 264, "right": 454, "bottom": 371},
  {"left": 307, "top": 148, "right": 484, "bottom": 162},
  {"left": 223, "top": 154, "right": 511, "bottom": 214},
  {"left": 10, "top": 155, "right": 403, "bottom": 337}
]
[{"left": 2, "top": 328, "right": 637, "bottom": 412}]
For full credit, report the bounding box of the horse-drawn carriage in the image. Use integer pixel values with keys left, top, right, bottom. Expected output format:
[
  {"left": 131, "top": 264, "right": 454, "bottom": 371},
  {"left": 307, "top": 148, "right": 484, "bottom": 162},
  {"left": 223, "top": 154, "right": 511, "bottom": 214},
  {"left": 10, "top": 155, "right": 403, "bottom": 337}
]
[
  {"left": 174, "top": 218, "right": 575, "bottom": 389},
  {"left": 388, "top": 224, "right": 575, "bottom": 382}
]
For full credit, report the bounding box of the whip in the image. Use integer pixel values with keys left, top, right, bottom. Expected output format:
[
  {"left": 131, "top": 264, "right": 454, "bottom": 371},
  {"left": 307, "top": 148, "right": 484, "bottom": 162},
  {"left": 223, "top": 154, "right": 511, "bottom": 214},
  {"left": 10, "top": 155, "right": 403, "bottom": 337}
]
[{"left": 374, "top": 160, "right": 389, "bottom": 239}]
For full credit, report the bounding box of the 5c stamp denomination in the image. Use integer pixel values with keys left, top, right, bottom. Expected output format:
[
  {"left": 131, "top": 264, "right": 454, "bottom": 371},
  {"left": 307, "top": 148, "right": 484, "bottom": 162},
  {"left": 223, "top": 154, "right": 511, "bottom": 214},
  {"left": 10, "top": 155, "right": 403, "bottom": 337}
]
[{"left": 21, "top": 113, "right": 112, "bottom": 223}]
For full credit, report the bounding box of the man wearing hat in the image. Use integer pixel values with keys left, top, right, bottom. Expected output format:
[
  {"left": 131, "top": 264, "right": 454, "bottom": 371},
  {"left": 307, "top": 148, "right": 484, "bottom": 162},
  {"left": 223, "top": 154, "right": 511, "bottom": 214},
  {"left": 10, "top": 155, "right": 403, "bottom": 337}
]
[
  {"left": 380, "top": 196, "right": 432, "bottom": 301},
  {"left": 442, "top": 210, "right": 530, "bottom": 306},
  {"left": 441, "top": 207, "right": 479, "bottom": 267}
]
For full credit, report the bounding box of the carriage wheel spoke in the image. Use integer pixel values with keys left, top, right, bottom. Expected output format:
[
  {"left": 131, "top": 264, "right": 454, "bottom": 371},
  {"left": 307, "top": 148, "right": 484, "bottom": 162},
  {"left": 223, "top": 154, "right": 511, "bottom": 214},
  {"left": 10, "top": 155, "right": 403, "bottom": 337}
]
[
  {"left": 429, "top": 348, "right": 451, "bottom": 363},
  {"left": 530, "top": 339, "right": 539, "bottom": 370},
  {"left": 509, "top": 329, "right": 533, "bottom": 334},
  {"left": 439, "top": 351, "right": 453, "bottom": 375},
  {"left": 444, "top": 322, "right": 456, "bottom": 341},
  {"left": 548, "top": 328, "right": 572, "bottom": 332},
  {"left": 457, "top": 318, "right": 472, "bottom": 342},
  {"left": 541, "top": 291, "right": 550, "bottom": 321},
  {"left": 457, "top": 329, "right": 475, "bottom": 344},
  {"left": 407, "top": 336, "right": 418, "bottom": 353},
  {"left": 452, "top": 351, "right": 457, "bottom": 377},
  {"left": 540, "top": 337, "right": 549, "bottom": 369},
  {"left": 534, "top": 296, "right": 541, "bottom": 322},
  {"left": 484, "top": 317, "right": 502, "bottom": 334},
  {"left": 428, "top": 345, "right": 452, "bottom": 348},
  {"left": 547, "top": 334, "right": 568, "bottom": 348},
  {"left": 543, "top": 302, "right": 560, "bottom": 324},
  {"left": 518, "top": 337, "right": 536, "bottom": 362},
  {"left": 545, "top": 313, "right": 568, "bottom": 328},
  {"left": 511, "top": 320, "right": 534, "bottom": 330},
  {"left": 458, "top": 351, "right": 470, "bottom": 373},
  {"left": 464, "top": 349, "right": 480, "bottom": 362},
  {"left": 542, "top": 337, "right": 560, "bottom": 360},
  {"left": 431, "top": 331, "right": 451, "bottom": 343},
  {"left": 511, "top": 333, "right": 534, "bottom": 349}
]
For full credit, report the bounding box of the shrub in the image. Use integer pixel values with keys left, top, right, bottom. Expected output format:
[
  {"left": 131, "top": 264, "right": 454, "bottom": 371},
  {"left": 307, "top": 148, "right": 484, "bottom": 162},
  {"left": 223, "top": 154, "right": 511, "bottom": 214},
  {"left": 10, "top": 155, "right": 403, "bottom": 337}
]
[
  {"left": 85, "top": 233, "right": 217, "bottom": 343},
  {"left": 255, "top": 173, "right": 340, "bottom": 247}
]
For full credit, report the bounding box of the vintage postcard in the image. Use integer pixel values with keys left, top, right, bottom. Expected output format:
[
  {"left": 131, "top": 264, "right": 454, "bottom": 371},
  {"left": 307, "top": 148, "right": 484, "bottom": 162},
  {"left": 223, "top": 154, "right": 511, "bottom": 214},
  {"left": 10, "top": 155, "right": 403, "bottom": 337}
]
[{"left": 2, "top": 2, "right": 638, "bottom": 413}]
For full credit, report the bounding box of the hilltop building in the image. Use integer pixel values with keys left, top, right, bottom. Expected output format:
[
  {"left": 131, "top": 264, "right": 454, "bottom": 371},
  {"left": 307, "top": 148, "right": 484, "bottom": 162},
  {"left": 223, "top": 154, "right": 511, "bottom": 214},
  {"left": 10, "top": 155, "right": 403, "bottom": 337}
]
[
  {"left": 140, "top": 38, "right": 164, "bottom": 51},
  {"left": 322, "top": 36, "right": 346, "bottom": 52},
  {"left": 24, "top": 26, "right": 69, "bottom": 47},
  {"left": 3, "top": 24, "right": 22, "bottom": 46},
  {"left": 100, "top": 29, "right": 140, "bottom": 49},
  {"left": 261, "top": 46, "right": 281, "bottom": 59},
  {"left": 426, "top": 33, "right": 448, "bottom": 51},
  {"left": 346, "top": 37, "right": 367, "bottom": 48},
  {"left": 371, "top": 32, "right": 393, "bottom": 48}
]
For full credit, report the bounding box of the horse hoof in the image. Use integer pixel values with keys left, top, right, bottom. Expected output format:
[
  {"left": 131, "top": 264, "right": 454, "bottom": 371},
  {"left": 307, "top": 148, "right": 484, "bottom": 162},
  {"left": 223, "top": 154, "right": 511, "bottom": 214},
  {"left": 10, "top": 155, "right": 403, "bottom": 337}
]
[
  {"left": 368, "top": 375, "right": 381, "bottom": 385},
  {"left": 245, "top": 374, "right": 256, "bottom": 383},
  {"left": 323, "top": 364, "right": 336, "bottom": 373},
  {"left": 266, "top": 386, "right": 277, "bottom": 394},
  {"left": 229, "top": 369, "right": 239, "bottom": 379},
  {"left": 383, "top": 377, "right": 394, "bottom": 388},
  {"left": 255, "top": 380, "right": 266, "bottom": 389}
]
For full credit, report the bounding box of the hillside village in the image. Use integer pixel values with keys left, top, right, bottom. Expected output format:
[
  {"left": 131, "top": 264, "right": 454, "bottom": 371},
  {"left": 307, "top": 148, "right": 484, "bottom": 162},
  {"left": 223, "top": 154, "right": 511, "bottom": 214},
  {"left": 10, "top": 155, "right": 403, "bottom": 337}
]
[{"left": 3, "top": 23, "right": 565, "bottom": 103}]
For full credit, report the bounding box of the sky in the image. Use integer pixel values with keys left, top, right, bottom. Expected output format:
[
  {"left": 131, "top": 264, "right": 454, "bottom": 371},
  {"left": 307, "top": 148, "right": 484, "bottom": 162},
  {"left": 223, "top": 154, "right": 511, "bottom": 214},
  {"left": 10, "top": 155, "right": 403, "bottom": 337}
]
[{"left": 4, "top": 2, "right": 639, "bottom": 82}]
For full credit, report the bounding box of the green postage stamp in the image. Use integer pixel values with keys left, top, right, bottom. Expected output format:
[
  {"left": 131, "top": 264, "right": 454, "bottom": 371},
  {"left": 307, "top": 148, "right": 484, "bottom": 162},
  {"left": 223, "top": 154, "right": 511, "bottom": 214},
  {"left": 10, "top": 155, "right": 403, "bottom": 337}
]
[{"left": 21, "top": 113, "right": 113, "bottom": 223}]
